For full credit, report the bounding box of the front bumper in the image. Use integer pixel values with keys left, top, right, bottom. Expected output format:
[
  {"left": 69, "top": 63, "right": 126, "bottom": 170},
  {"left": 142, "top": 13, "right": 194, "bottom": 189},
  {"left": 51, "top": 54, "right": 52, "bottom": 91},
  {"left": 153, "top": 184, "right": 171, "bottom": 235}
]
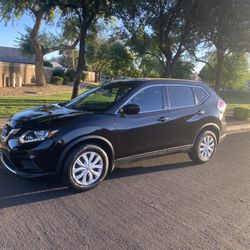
[
  {"left": 0, "top": 152, "right": 55, "bottom": 178},
  {"left": 0, "top": 138, "right": 60, "bottom": 178}
]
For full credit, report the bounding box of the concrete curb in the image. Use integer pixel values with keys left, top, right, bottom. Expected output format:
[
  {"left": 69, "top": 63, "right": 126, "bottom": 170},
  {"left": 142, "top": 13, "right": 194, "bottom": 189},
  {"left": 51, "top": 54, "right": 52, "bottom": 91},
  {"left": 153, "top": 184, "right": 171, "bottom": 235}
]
[{"left": 226, "top": 123, "right": 250, "bottom": 134}]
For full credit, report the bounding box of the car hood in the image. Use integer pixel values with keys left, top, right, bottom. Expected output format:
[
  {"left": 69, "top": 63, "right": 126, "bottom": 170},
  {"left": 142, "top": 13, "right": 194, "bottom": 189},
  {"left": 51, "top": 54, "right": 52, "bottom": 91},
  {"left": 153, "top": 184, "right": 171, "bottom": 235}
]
[{"left": 9, "top": 104, "right": 90, "bottom": 129}]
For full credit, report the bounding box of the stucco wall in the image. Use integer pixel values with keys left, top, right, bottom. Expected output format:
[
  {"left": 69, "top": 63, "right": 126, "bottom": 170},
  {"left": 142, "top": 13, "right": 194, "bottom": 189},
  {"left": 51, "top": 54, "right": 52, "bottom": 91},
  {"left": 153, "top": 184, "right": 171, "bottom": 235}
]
[
  {"left": 0, "top": 62, "right": 54, "bottom": 87},
  {"left": 84, "top": 71, "right": 95, "bottom": 82},
  {"left": 0, "top": 62, "right": 97, "bottom": 87}
]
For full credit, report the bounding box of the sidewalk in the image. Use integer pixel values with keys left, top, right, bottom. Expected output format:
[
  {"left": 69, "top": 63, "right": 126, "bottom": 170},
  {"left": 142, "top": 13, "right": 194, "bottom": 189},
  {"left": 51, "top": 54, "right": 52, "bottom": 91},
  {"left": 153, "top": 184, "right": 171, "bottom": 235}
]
[
  {"left": 0, "top": 118, "right": 7, "bottom": 129},
  {"left": 226, "top": 116, "right": 250, "bottom": 133},
  {"left": 227, "top": 123, "right": 250, "bottom": 133}
]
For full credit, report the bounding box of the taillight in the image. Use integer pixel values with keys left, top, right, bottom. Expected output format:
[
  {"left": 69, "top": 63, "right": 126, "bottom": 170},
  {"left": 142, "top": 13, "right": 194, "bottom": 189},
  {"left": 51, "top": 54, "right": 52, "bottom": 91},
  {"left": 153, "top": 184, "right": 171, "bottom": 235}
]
[{"left": 218, "top": 99, "right": 226, "bottom": 112}]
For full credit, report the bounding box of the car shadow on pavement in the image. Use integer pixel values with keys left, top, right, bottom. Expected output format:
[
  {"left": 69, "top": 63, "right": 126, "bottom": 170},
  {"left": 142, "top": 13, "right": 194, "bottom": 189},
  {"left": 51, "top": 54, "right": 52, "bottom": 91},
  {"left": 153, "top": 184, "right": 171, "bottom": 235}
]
[
  {"left": 0, "top": 167, "right": 74, "bottom": 210},
  {"left": 0, "top": 160, "right": 195, "bottom": 210},
  {"left": 108, "top": 161, "right": 195, "bottom": 180}
]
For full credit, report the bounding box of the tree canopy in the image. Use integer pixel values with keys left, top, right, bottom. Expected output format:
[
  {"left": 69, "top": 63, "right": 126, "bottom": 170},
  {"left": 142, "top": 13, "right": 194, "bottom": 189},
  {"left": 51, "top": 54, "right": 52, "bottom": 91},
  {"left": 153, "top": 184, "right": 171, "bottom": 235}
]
[
  {"left": 1, "top": 0, "right": 250, "bottom": 97},
  {"left": 117, "top": 0, "right": 200, "bottom": 78},
  {"left": 192, "top": 0, "right": 250, "bottom": 91},
  {"left": 200, "top": 53, "right": 250, "bottom": 90}
]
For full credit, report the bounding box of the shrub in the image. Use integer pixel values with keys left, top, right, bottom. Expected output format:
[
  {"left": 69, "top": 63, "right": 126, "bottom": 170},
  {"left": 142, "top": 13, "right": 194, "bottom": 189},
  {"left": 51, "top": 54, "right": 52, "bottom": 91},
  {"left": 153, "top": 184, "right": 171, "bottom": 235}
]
[
  {"left": 63, "top": 70, "right": 87, "bottom": 82},
  {"left": 53, "top": 69, "right": 65, "bottom": 77},
  {"left": 51, "top": 76, "right": 64, "bottom": 85},
  {"left": 233, "top": 107, "right": 250, "bottom": 121},
  {"left": 63, "top": 76, "right": 70, "bottom": 85},
  {"left": 82, "top": 72, "right": 88, "bottom": 81},
  {"left": 64, "top": 69, "right": 76, "bottom": 82},
  {"left": 43, "top": 60, "right": 53, "bottom": 67}
]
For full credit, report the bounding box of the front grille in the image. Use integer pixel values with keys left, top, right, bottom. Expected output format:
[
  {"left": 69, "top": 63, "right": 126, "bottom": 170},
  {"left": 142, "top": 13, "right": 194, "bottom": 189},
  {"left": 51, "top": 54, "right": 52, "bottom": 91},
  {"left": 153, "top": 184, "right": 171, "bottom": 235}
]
[
  {"left": 1, "top": 123, "right": 20, "bottom": 141},
  {"left": 1, "top": 123, "right": 12, "bottom": 140}
]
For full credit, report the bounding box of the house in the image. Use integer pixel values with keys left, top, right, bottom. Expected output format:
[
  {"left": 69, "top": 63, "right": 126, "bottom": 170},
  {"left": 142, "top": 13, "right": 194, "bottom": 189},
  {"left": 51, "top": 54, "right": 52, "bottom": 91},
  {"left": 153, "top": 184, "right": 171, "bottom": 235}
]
[
  {"left": 50, "top": 60, "right": 67, "bottom": 71},
  {"left": 0, "top": 46, "right": 53, "bottom": 87},
  {"left": 193, "top": 71, "right": 201, "bottom": 81}
]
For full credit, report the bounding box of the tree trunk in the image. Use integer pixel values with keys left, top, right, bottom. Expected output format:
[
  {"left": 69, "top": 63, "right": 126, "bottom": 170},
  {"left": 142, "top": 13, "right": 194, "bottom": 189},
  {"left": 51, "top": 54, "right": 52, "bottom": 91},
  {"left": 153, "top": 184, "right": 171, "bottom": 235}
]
[
  {"left": 72, "top": 50, "right": 75, "bottom": 71},
  {"left": 164, "top": 61, "right": 172, "bottom": 78},
  {"left": 34, "top": 47, "right": 46, "bottom": 86},
  {"left": 214, "top": 50, "right": 225, "bottom": 92},
  {"left": 94, "top": 72, "right": 98, "bottom": 83},
  {"left": 72, "top": 30, "right": 87, "bottom": 99},
  {"left": 30, "top": 12, "right": 47, "bottom": 86}
]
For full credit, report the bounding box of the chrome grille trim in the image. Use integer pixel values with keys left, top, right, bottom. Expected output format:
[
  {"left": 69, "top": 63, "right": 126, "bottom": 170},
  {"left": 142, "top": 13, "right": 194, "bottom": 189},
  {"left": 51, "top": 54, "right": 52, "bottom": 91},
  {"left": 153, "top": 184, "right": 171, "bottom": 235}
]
[{"left": 1, "top": 127, "right": 21, "bottom": 142}]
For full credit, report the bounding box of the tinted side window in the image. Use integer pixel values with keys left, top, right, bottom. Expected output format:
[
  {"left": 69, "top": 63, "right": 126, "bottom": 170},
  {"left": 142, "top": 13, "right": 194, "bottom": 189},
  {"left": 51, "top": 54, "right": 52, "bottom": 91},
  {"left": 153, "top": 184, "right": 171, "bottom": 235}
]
[
  {"left": 129, "top": 86, "right": 163, "bottom": 112},
  {"left": 168, "top": 86, "right": 195, "bottom": 108},
  {"left": 194, "top": 87, "right": 208, "bottom": 103}
]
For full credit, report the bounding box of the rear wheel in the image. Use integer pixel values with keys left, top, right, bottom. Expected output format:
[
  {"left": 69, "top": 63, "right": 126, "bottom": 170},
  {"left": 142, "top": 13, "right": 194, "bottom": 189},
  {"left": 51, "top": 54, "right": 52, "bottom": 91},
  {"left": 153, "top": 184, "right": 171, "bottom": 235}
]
[
  {"left": 62, "top": 144, "right": 109, "bottom": 191},
  {"left": 189, "top": 130, "right": 217, "bottom": 164}
]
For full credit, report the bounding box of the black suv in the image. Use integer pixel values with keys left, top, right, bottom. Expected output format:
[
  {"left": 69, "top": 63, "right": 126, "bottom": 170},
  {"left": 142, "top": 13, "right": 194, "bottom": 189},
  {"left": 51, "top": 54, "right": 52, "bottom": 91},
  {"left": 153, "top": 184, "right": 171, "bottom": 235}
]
[{"left": 0, "top": 79, "right": 227, "bottom": 191}]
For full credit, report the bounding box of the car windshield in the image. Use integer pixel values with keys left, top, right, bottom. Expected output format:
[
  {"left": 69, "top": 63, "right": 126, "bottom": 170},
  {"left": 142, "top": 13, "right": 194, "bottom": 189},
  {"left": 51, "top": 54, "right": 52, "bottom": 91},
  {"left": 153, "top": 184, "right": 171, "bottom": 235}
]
[{"left": 65, "top": 82, "right": 139, "bottom": 112}]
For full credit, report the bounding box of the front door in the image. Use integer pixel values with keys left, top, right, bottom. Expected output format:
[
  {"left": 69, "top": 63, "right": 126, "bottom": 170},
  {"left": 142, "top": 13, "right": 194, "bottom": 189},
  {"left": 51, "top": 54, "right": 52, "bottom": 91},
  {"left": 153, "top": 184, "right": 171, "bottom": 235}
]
[{"left": 115, "top": 85, "right": 168, "bottom": 159}]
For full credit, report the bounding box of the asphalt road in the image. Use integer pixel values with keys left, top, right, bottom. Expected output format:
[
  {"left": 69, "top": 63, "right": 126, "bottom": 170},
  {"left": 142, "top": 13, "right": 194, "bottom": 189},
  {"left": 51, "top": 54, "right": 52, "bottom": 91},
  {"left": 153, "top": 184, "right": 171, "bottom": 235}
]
[{"left": 1, "top": 132, "right": 250, "bottom": 250}]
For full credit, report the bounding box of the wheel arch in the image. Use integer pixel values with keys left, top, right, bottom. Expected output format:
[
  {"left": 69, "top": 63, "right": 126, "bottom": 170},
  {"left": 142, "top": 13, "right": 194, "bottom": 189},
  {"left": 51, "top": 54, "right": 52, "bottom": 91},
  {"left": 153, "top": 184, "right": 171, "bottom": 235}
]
[
  {"left": 194, "top": 123, "right": 221, "bottom": 145},
  {"left": 57, "top": 135, "right": 115, "bottom": 174}
]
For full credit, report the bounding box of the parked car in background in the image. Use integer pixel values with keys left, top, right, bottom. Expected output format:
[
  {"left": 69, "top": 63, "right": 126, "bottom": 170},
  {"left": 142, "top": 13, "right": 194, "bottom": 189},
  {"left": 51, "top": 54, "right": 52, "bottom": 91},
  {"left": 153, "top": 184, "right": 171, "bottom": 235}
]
[
  {"left": 100, "top": 76, "right": 111, "bottom": 84},
  {"left": 0, "top": 79, "right": 227, "bottom": 191}
]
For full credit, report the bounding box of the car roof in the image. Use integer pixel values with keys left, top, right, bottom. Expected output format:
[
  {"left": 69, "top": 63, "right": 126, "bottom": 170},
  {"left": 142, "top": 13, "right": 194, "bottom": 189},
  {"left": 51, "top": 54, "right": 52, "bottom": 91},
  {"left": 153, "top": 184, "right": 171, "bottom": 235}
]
[{"left": 107, "top": 78, "right": 208, "bottom": 88}]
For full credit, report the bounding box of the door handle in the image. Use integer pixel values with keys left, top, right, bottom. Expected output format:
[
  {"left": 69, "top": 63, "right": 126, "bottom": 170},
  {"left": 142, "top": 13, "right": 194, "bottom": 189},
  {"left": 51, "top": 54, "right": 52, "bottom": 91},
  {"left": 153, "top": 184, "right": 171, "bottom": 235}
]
[
  {"left": 197, "top": 110, "right": 205, "bottom": 115},
  {"left": 158, "top": 117, "right": 169, "bottom": 123}
]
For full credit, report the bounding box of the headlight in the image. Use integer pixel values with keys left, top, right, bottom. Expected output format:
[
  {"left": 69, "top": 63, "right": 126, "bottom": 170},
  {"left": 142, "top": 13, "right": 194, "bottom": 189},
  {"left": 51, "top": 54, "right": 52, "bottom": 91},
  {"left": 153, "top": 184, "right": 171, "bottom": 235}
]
[{"left": 19, "top": 130, "right": 58, "bottom": 144}]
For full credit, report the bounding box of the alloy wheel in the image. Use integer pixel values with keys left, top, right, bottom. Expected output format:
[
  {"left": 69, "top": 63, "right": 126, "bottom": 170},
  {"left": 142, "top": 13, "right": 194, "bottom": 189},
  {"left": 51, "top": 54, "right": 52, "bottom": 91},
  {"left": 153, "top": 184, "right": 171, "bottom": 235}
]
[{"left": 198, "top": 135, "right": 215, "bottom": 161}]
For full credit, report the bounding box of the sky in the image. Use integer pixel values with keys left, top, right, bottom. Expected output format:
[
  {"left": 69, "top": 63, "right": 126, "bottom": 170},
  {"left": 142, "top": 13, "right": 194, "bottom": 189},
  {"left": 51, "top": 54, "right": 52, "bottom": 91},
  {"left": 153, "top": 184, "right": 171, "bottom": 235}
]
[
  {"left": 0, "top": 13, "right": 203, "bottom": 72},
  {"left": 0, "top": 14, "right": 60, "bottom": 59},
  {"left": 0, "top": 15, "right": 33, "bottom": 47}
]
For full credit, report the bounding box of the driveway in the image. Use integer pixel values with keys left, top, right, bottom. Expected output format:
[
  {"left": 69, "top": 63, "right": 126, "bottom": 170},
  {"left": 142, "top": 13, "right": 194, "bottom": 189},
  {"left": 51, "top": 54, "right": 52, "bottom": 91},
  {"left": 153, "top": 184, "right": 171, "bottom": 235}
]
[{"left": 0, "top": 132, "right": 250, "bottom": 249}]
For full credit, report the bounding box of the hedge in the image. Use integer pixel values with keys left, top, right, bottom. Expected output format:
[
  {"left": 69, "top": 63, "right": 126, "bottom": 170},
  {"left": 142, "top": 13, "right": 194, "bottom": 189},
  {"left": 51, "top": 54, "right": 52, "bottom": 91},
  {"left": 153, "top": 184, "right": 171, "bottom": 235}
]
[
  {"left": 51, "top": 76, "right": 64, "bottom": 85},
  {"left": 233, "top": 107, "right": 250, "bottom": 121}
]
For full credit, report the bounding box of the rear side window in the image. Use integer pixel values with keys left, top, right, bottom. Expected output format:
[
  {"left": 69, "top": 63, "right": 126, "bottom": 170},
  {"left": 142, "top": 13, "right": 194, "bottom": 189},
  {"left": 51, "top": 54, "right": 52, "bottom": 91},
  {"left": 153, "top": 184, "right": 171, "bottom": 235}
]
[
  {"left": 194, "top": 87, "right": 209, "bottom": 103},
  {"left": 168, "top": 86, "right": 195, "bottom": 108},
  {"left": 129, "top": 86, "right": 163, "bottom": 112}
]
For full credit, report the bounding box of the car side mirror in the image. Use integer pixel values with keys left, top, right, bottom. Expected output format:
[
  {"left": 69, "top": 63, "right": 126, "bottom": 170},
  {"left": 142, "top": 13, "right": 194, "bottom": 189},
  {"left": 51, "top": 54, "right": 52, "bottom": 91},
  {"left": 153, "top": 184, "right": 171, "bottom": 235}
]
[{"left": 121, "top": 104, "right": 140, "bottom": 115}]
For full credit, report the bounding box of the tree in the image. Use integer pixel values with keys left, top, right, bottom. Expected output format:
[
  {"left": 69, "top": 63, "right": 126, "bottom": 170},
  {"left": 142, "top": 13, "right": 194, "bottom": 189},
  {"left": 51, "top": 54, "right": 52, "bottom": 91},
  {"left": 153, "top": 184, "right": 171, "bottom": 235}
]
[
  {"left": 117, "top": 0, "right": 200, "bottom": 78},
  {"left": 104, "top": 41, "right": 138, "bottom": 78},
  {"left": 0, "top": 0, "right": 80, "bottom": 86},
  {"left": 172, "top": 60, "right": 194, "bottom": 79},
  {"left": 193, "top": 0, "right": 250, "bottom": 92},
  {"left": 86, "top": 37, "right": 111, "bottom": 82},
  {"left": 138, "top": 55, "right": 194, "bottom": 79},
  {"left": 17, "top": 26, "right": 80, "bottom": 56},
  {"left": 0, "top": 0, "right": 56, "bottom": 86},
  {"left": 57, "top": 49, "right": 79, "bottom": 70},
  {"left": 200, "top": 53, "right": 250, "bottom": 90},
  {"left": 139, "top": 55, "right": 162, "bottom": 77},
  {"left": 58, "top": 0, "right": 116, "bottom": 99},
  {"left": 86, "top": 37, "right": 139, "bottom": 80}
]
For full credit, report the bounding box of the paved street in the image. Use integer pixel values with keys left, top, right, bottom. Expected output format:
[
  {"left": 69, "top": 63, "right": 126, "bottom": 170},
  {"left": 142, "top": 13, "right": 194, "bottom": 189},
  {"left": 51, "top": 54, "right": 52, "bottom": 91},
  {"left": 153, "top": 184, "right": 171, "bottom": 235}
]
[{"left": 0, "top": 132, "right": 250, "bottom": 250}]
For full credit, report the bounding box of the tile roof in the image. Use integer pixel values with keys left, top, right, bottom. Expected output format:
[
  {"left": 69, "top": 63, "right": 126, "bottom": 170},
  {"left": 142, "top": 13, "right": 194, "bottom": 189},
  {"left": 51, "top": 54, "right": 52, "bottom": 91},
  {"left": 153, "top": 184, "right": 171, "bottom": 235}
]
[{"left": 0, "top": 46, "right": 35, "bottom": 64}]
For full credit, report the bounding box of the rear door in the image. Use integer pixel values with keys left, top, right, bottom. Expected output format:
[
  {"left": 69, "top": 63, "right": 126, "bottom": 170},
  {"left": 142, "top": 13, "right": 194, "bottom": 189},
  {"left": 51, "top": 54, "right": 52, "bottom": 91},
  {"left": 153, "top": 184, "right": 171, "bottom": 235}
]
[{"left": 164, "top": 85, "right": 202, "bottom": 147}]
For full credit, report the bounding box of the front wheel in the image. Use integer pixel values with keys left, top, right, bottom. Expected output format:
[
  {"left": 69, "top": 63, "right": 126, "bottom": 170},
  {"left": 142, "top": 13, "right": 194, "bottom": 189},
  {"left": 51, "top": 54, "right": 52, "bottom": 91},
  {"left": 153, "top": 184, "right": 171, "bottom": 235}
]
[
  {"left": 62, "top": 144, "right": 109, "bottom": 191},
  {"left": 189, "top": 131, "right": 217, "bottom": 164}
]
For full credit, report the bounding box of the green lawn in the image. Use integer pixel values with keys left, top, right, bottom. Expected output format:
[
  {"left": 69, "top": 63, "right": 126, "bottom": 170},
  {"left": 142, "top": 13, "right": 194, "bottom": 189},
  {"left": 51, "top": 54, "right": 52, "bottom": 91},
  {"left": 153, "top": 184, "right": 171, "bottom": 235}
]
[
  {"left": 0, "top": 93, "right": 74, "bottom": 118},
  {"left": 222, "top": 91, "right": 250, "bottom": 111}
]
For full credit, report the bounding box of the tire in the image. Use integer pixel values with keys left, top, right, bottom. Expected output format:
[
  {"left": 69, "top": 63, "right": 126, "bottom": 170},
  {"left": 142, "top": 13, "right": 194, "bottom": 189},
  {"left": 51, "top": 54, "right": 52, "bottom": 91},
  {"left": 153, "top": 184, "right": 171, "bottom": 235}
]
[
  {"left": 62, "top": 144, "right": 109, "bottom": 191},
  {"left": 189, "top": 130, "right": 217, "bottom": 164}
]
